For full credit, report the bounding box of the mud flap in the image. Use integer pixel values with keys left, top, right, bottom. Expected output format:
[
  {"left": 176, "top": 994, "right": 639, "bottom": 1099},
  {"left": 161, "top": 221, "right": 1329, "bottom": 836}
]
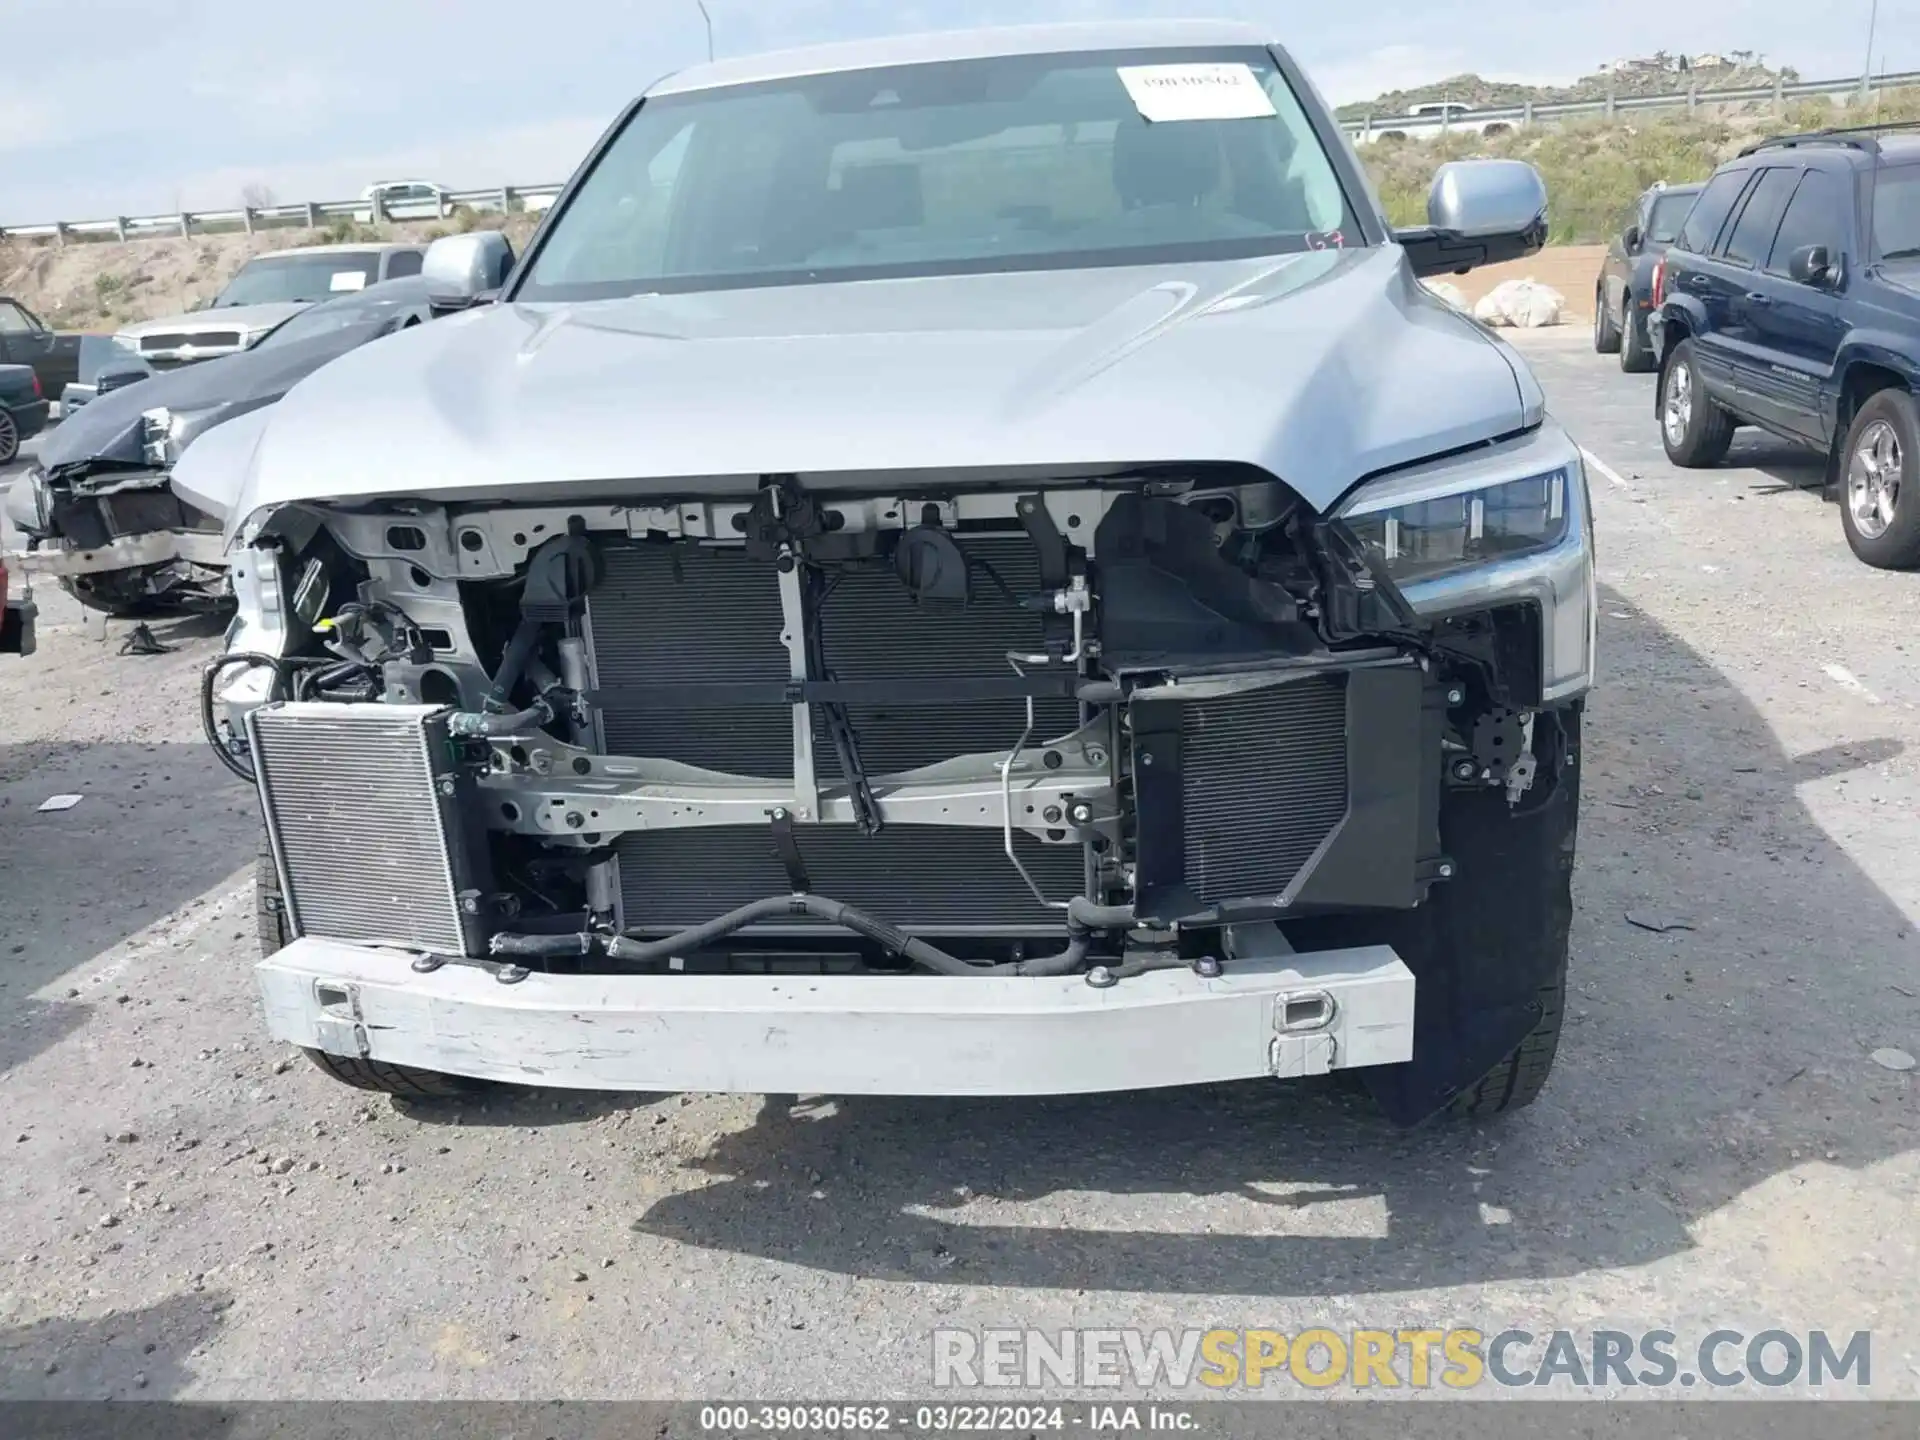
[{"left": 1289, "top": 705, "right": 1580, "bottom": 1125}]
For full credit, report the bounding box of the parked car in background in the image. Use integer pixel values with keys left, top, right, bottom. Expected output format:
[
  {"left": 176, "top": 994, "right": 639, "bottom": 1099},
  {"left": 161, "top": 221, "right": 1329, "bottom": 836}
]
[
  {"left": 0, "top": 362, "right": 49, "bottom": 465},
  {"left": 196, "top": 23, "right": 1591, "bottom": 1125},
  {"left": 58, "top": 336, "right": 153, "bottom": 418},
  {"left": 359, "top": 179, "right": 451, "bottom": 222},
  {"left": 113, "top": 243, "right": 426, "bottom": 369},
  {"left": 0, "top": 296, "right": 92, "bottom": 408},
  {"left": 0, "top": 554, "right": 33, "bottom": 656},
  {"left": 7, "top": 274, "right": 446, "bottom": 614},
  {"left": 1594, "top": 180, "right": 1701, "bottom": 372},
  {"left": 1653, "top": 123, "right": 1920, "bottom": 569}
]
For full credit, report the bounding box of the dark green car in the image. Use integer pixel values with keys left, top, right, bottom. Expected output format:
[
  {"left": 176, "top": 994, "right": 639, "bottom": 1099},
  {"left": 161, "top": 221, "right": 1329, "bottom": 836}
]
[{"left": 0, "top": 362, "right": 50, "bottom": 466}]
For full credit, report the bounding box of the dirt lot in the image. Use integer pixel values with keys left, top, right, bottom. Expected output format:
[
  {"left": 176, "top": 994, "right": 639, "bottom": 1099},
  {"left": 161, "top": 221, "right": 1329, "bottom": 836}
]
[
  {"left": 1, "top": 330, "right": 1916, "bottom": 1400},
  {"left": 1448, "top": 244, "right": 1605, "bottom": 320}
]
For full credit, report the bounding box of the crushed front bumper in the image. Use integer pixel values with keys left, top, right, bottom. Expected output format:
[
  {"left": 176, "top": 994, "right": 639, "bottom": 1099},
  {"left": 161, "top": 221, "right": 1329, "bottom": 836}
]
[
  {"left": 257, "top": 930, "right": 1415, "bottom": 1096},
  {"left": 10, "top": 528, "right": 227, "bottom": 577}
]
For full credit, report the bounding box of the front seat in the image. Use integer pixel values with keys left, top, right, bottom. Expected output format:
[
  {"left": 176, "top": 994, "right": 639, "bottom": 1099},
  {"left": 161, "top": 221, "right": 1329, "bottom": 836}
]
[{"left": 1112, "top": 120, "right": 1224, "bottom": 211}]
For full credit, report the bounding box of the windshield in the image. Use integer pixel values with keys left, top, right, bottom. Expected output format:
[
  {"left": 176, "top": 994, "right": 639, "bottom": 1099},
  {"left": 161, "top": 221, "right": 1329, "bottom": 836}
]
[
  {"left": 1647, "top": 191, "right": 1697, "bottom": 245},
  {"left": 76, "top": 335, "right": 147, "bottom": 384},
  {"left": 519, "top": 47, "right": 1358, "bottom": 300},
  {"left": 1874, "top": 164, "right": 1920, "bottom": 260},
  {"left": 212, "top": 253, "right": 383, "bottom": 307},
  {"left": 251, "top": 290, "right": 410, "bottom": 351}
]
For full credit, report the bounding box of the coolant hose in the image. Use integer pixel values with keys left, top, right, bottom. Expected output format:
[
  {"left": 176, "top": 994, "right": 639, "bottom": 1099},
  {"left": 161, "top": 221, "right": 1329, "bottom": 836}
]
[
  {"left": 448, "top": 698, "right": 554, "bottom": 738},
  {"left": 484, "top": 618, "right": 543, "bottom": 711},
  {"left": 489, "top": 894, "right": 1139, "bottom": 977}
]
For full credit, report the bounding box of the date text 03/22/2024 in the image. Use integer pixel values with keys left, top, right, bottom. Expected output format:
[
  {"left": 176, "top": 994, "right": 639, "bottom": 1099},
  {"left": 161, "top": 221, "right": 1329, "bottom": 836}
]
[{"left": 696, "top": 1404, "right": 1192, "bottom": 1433}]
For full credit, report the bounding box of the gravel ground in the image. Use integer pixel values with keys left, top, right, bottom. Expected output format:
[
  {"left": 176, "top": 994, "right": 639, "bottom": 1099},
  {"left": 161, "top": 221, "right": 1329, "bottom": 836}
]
[{"left": 1, "top": 331, "right": 1917, "bottom": 1401}]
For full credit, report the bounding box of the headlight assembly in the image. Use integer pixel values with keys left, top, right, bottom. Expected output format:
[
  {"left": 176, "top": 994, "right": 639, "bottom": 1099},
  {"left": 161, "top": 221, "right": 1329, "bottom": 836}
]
[
  {"left": 1334, "top": 424, "right": 1595, "bottom": 701},
  {"left": 1338, "top": 457, "right": 1573, "bottom": 586}
]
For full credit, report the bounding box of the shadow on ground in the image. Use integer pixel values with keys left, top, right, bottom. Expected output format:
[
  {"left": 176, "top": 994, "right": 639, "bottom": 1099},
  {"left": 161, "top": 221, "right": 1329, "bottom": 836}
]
[
  {"left": 0, "top": 1287, "right": 227, "bottom": 1399},
  {"left": 0, "top": 742, "right": 256, "bottom": 1078}
]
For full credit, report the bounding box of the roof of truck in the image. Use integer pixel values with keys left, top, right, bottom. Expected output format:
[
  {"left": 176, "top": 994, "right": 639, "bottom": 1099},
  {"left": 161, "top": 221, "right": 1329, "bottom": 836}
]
[{"left": 648, "top": 20, "right": 1277, "bottom": 97}]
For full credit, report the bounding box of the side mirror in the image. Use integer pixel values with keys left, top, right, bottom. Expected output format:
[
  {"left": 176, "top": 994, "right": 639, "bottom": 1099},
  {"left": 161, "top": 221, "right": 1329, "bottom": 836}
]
[
  {"left": 1396, "top": 159, "right": 1549, "bottom": 279},
  {"left": 1623, "top": 224, "right": 1643, "bottom": 253},
  {"left": 1788, "top": 244, "right": 1834, "bottom": 287},
  {"left": 423, "top": 231, "right": 516, "bottom": 309}
]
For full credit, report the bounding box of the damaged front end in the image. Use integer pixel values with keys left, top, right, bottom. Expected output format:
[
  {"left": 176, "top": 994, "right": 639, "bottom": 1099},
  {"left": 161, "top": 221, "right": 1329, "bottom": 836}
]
[
  {"left": 8, "top": 407, "right": 231, "bottom": 614},
  {"left": 218, "top": 424, "right": 1593, "bottom": 1116}
]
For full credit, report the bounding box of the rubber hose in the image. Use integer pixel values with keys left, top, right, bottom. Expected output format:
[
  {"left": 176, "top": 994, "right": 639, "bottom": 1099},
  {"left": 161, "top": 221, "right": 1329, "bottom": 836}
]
[{"left": 485, "top": 618, "right": 543, "bottom": 711}]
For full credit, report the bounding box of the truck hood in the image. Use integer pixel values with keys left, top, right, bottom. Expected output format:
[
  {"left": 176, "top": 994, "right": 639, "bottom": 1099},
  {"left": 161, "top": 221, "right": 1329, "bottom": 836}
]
[
  {"left": 230, "top": 246, "right": 1541, "bottom": 533},
  {"left": 40, "top": 326, "right": 386, "bottom": 477},
  {"left": 117, "top": 302, "right": 309, "bottom": 342}
]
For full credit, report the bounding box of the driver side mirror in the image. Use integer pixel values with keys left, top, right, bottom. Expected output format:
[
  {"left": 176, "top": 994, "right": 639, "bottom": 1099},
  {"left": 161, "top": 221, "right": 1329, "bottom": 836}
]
[
  {"left": 423, "top": 231, "right": 517, "bottom": 311},
  {"left": 1788, "top": 244, "right": 1835, "bottom": 288},
  {"left": 1396, "top": 159, "right": 1550, "bottom": 279},
  {"left": 1623, "top": 224, "right": 1643, "bottom": 253}
]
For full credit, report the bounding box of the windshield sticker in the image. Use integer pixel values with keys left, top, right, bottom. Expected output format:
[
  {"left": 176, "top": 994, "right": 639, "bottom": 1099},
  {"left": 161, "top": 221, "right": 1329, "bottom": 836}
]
[
  {"left": 1306, "top": 229, "right": 1347, "bottom": 250},
  {"left": 329, "top": 271, "right": 368, "bottom": 292},
  {"left": 1117, "top": 64, "right": 1278, "bottom": 123}
]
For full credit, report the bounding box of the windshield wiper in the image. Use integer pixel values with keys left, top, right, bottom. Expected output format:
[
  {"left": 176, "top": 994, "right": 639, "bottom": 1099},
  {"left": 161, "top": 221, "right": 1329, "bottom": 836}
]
[{"left": 1880, "top": 247, "right": 1920, "bottom": 261}]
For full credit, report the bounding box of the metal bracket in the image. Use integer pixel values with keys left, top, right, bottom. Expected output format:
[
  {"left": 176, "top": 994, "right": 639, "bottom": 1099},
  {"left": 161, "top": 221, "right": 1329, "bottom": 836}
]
[{"left": 768, "top": 807, "right": 811, "bottom": 894}]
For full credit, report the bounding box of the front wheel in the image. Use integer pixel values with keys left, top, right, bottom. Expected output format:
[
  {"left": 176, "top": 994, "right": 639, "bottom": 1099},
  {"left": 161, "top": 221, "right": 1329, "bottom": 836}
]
[
  {"left": 1839, "top": 388, "right": 1920, "bottom": 569},
  {"left": 1659, "top": 339, "right": 1734, "bottom": 467},
  {"left": 1618, "top": 299, "right": 1656, "bottom": 373},
  {"left": 258, "top": 829, "right": 482, "bottom": 1099},
  {"left": 0, "top": 408, "right": 19, "bottom": 465},
  {"left": 1592, "top": 289, "right": 1621, "bottom": 353}
]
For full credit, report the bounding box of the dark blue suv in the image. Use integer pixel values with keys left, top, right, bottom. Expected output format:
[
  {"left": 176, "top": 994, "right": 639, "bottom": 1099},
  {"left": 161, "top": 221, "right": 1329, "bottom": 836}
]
[{"left": 1652, "top": 124, "right": 1920, "bottom": 568}]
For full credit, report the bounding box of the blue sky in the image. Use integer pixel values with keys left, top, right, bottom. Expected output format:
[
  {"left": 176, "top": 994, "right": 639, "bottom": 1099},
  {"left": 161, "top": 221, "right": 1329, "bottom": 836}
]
[{"left": 2, "top": 0, "right": 1903, "bottom": 223}]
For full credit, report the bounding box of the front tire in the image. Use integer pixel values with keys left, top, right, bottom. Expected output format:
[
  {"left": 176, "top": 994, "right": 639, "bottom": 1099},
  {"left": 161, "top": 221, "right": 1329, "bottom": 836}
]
[
  {"left": 1618, "top": 299, "right": 1656, "bottom": 373},
  {"left": 1839, "top": 388, "right": 1920, "bottom": 570},
  {"left": 1660, "top": 339, "right": 1734, "bottom": 467},
  {"left": 0, "top": 408, "right": 19, "bottom": 465},
  {"left": 257, "top": 829, "right": 480, "bottom": 1099},
  {"left": 1592, "top": 289, "right": 1621, "bottom": 353}
]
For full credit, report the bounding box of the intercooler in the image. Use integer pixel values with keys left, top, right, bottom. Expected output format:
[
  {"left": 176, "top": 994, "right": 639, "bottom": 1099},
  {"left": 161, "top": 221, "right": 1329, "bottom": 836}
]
[
  {"left": 1128, "top": 674, "right": 1356, "bottom": 920},
  {"left": 586, "top": 536, "right": 1085, "bottom": 935},
  {"left": 249, "top": 703, "right": 490, "bottom": 956}
]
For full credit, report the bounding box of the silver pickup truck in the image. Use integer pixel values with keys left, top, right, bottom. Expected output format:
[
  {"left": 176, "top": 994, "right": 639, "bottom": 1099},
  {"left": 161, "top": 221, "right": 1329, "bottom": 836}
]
[{"left": 188, "top": 21, "right": 1593, "bottom": 1123}]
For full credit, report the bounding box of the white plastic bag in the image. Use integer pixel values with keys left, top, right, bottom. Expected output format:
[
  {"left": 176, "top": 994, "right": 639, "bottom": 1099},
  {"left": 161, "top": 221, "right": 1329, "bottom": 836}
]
[
  {"left": 1420, "top": 280, "right": 1469, "bottom": 311},
  {"left": 1472, "top": 278, "right": 1565, "bottom": 328}
]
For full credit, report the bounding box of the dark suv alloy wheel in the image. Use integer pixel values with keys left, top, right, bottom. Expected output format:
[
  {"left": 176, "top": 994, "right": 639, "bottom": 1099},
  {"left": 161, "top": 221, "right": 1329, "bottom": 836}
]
[
  {"left": 1617, "top": 297, "right": 1656, "bottom": 373},
  {"left": 1839, "top": 388, "right": 1920, "bottom": 570},
  {"left": 0, "top": 408, "right": 18, "bottom": 466},
  {"left": 1592, "top": 290, "right": 1621, "bottom": 353},
  {"left": 1659, "top": 339, "right": 1734, "bottom": 468}
]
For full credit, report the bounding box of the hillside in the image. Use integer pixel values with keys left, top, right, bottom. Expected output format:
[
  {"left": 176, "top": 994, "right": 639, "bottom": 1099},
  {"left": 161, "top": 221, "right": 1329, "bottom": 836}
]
[
  {"left": 1363, "top": 88, "right": 1920, "bottom": 243},
  {"left": 0, "top": 210, "right": 541, "bottom": 334},
  {"left": 1337, "top": 52, "right": 1799, "bottom": 120}
]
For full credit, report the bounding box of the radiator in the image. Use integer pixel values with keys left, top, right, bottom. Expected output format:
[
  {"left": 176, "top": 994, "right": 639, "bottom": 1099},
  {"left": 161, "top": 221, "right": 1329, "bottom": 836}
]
[
  {"left": 1179, "top": 677, "right": 1349, "bottom": 904},
  {"left": 589, "top": 536, "right": 1085, "bottom": 934},
  {"left": 248, "top": 703, "right": 487, "bottom": 956}
]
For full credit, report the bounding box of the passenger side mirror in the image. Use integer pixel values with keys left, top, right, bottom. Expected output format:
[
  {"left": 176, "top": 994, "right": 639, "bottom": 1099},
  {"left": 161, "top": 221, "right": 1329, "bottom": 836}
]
[
  {"left": 1788, "top": 244, "right": 1834, "bottom": 287},
  {"left": 422, "top": 231, "right": 516, "bottom": 311},
  {"left": 1623, "top": 224, "right": 1643, "bottom": 253},
  {"left": 1395, "top": 159, "right": 1550, "bottom": 279}
]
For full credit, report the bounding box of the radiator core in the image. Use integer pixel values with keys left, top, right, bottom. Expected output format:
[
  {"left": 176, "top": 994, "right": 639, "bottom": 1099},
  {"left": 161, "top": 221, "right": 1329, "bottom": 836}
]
[{"left": 249, "top": 703, "right": 482, "bottom": 955}]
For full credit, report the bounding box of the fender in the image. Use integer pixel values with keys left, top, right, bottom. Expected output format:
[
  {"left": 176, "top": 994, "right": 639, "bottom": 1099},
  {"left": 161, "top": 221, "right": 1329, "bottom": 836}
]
[
  {"left": 1652, "top": 296, "right": 1709, "bottom": 417},
  {"left": 1829, "top": 333, "right": 1920, "bottom": 440}
]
